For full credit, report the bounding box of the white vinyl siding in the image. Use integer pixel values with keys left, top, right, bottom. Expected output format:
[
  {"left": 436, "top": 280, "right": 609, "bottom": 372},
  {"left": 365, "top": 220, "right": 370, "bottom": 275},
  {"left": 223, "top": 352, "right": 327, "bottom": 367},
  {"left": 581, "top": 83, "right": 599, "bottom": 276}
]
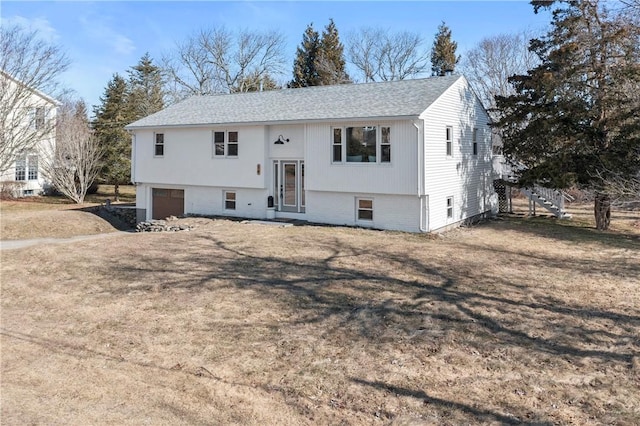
[
  {"left": 135, "top": 127, "right": 265, "bottom": 189},
  {"left": 422, "top": 77, "right": 493, "bottom": 232},
  {"left": 305, "top": 121, "right": 417, "bottom": 195}
]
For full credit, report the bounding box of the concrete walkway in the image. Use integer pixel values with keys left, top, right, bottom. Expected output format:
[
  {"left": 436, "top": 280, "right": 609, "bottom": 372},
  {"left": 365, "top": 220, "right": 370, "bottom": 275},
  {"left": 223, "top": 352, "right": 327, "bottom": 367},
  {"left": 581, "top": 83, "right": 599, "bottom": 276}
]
[{"left": 0, "top": 231, "right": 130, "bottom": 251}]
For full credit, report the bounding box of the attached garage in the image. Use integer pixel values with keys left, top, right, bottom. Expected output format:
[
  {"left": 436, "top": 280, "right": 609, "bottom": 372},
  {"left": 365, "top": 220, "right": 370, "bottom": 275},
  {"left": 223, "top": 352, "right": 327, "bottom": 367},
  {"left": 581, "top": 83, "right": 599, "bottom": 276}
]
[{"left": 152, "top": 188, "right": 184, "bottom": 219}]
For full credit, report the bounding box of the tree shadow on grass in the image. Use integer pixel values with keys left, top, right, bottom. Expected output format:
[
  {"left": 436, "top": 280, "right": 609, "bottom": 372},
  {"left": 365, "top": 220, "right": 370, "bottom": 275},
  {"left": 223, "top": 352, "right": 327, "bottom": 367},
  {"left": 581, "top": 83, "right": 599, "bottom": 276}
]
[
  {"left": 81, "top": 226, "right": 639, "bottom": 423},
  {"left": 351, "top": 378, "right": 553, "bottom": 425}
]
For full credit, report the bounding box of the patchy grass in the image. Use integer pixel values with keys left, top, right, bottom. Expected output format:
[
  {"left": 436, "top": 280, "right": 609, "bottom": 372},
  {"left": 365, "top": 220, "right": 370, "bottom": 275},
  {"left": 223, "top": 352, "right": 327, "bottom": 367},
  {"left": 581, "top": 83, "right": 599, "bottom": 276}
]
[
  {"left": 0, "top": 185, "right": 135, "bottom": 240},
  {"left": 1, "top": 205, "right": 638, "bottom": 425}
]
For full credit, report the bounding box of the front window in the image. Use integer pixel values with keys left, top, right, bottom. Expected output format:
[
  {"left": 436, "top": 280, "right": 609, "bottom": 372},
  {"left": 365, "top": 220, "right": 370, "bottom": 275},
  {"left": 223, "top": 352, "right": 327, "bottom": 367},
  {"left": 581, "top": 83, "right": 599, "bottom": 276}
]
[
  {"left": 332, "top": 128, "right": 342, "bottom": 162},
  {"left": 332, "top": 125, "right": 391, "bottom": 164},
  {"left": 155, "top": 133, "right": 164, "bottom": 156},
  {"left": 213, "top": 131, "right": 239, "bottom": 157},
  {"left": 228, "top": 131, "right": 238, "bottom": 156},
  {"left": 347, "top": 126, "right": 376, "bottom": 162},
  {"left": 357, "top": 198, "right": 373, "bottom": 221},
  {"left": 224, "top": 191, "right": 236, "bottom": 210}
]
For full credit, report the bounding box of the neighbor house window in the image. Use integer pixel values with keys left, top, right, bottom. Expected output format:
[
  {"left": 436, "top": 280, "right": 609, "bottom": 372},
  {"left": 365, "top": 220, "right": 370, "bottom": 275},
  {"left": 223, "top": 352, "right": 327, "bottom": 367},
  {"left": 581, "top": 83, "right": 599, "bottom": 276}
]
[
  {"left": 27, "top": 155, "right": 38, "bottom": 180},
  {"left": 15, "top": 154, "right": 38, "bottom": 181},
  {"left": 332, "top": 128, "right": 342, "bottom": 162},
  {"left": 357, "top": 198, "right": 373, "bottom": 221},
  {"left": 31, "top": 107, "right": 45, "bottom": 130},
  {"left": 332, "top": 125, "right": 390, "bottom": 164},
  {"left": 154, "top": 133, "right": 164, "bottom": 156},
  {"left": 446, "top": 126, "right": 453, "bottom": 156},
  {"left": 213, "top": 131, "right": 239, "bottom": 157},
  {"left": 15, "top": 156, "right": 26, "bottom": 181},
  {"left": 224, "top": 191, "right": 236, "bottom": 210},
  {"left": 472, "top": 128, "right": 478, "bottom": 155},
  {"left": 447, "top": 196, "right": 454, "bottom": 219}
]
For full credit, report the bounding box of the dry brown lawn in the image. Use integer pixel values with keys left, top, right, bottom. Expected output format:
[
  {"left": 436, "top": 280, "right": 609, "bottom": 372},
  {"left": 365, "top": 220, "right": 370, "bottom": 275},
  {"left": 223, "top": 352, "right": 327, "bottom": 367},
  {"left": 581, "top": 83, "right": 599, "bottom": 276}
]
[{"left": 1, "top": 201, "right": 639, "bottom": 425}]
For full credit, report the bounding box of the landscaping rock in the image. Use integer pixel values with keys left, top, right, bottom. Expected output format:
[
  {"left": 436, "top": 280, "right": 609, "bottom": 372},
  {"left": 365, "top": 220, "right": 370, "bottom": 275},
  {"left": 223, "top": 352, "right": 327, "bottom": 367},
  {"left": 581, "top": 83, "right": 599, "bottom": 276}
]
[{"left": 135, "top": 220, "right": 193, "bottom": 233}]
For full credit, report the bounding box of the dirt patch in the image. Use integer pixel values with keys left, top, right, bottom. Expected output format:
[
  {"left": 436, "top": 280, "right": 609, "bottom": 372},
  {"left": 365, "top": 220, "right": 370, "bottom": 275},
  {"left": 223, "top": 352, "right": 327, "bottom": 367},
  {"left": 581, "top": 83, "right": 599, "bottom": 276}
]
[{"left": 1, "top": 208, "right": 639, "bottom": 425}]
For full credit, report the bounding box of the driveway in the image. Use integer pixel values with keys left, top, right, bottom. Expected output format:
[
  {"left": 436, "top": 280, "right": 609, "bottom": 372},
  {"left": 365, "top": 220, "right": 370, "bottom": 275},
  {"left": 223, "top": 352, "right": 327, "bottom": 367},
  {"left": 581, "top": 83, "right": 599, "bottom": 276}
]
[{"left": 0, "top": 231, "right": 130, "bottom": 251}]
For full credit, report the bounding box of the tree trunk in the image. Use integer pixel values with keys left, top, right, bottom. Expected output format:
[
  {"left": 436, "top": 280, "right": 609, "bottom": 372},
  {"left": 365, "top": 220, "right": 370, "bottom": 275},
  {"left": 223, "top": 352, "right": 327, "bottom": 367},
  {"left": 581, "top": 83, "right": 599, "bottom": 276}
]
[
  {"left": 114, "top": 182, "right": 120, "bottom": 202},
  {"left": 594, "top": 193, "right": 611, "bottom": 230}
]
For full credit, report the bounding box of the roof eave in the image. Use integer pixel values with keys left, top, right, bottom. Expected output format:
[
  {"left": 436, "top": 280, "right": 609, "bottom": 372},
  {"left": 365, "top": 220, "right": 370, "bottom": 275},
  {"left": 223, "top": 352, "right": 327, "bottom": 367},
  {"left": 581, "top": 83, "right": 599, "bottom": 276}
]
[{"left": 125, "top": 114, "right": 421, "bottom": 131}]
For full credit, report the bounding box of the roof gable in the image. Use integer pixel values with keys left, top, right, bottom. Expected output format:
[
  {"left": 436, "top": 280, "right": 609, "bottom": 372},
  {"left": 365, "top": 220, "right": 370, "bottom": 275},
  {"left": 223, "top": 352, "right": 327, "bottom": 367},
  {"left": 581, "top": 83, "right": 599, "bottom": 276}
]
[
  {"left": 0, "top": 69, "right": 60, "bottom": 106},
  {"left": 127, "top": 75, "right": 463, "bottom": 129}
]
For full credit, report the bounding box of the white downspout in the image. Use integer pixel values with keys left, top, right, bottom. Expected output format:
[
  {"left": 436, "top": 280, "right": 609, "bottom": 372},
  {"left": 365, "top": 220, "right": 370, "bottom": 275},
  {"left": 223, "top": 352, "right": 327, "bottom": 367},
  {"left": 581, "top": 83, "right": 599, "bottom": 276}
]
[{"left": 413, "top": 121, "right": 428, "bottom": 232}]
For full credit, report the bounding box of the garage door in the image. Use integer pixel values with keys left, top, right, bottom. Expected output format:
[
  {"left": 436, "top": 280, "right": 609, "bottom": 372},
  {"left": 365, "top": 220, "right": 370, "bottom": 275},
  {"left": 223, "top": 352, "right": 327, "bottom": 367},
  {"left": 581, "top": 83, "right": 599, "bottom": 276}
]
[{"left": 152, "top": 188, "right": 184, "bottom": 219}]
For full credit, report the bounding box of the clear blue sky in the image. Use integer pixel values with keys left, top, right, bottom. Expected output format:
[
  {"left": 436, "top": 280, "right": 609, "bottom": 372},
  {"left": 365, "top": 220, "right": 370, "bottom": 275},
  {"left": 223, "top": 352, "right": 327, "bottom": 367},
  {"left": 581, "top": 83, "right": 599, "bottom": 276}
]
[{"left": 1, "top": 1, "right": 551, "bottom": 111}]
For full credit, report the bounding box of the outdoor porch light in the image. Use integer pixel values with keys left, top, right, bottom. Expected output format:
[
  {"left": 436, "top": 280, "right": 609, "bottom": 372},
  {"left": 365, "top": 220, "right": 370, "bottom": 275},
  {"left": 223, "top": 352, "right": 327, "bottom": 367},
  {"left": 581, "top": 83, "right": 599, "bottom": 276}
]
[{"left": 274, "top": 135, "right": 289, "bottom": 144}]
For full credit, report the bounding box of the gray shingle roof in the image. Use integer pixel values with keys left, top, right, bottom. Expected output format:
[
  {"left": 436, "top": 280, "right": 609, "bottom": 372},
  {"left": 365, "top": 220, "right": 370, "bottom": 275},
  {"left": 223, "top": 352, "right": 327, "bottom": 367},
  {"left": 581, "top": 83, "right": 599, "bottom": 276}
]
[{"left": 126, "top": 75, "right": 461, "bottom": 129}]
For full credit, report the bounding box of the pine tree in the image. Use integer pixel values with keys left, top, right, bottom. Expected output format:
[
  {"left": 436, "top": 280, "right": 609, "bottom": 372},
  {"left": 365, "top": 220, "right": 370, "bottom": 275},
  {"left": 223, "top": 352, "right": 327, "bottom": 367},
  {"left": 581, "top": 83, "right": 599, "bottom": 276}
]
[
  {"left": 317, "top": 19, "right": 350, "bottom": 85},
  {"left": 495, "top": 0, "right": 640, "bottom": 230},
  {"left": 128, "top": 53, "right": 164, "bottom": 119},
  {"left": 92, "top": 74, "right": 133, "bottom": 201},
  {"left": 430, "top": 22, "right": 460, "bottom": 76},
  {"left": 291, "top": 23, "right": 321, "bottom": 87}
]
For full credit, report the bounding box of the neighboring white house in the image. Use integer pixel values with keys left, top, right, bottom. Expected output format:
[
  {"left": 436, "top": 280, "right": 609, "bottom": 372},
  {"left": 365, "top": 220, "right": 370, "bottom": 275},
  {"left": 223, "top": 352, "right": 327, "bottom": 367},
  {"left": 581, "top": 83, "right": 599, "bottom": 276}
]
[
  {"left": 0, "top": 70, "right": 58, "bottom": 196},
  {"left": 126, "top": 75, "right": 495, "bottom": 233}
]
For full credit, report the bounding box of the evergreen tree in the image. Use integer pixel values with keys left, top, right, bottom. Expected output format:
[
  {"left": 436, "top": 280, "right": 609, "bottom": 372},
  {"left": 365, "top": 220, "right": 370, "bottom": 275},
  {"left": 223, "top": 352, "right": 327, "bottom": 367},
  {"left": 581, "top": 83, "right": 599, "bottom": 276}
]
[
  {"left": 128, "top": 53, "right": 164, "bottom": 118},
  {"left": 291, "top": 23, "right": 321, "bottom": 87},
  {"left": 430, "top": 22, "right": 460, "bottom": 76},
  {"left": 495, "top": 0, "right": 640, "bottom": 230},
  {"left": 317, "top": 19, "right": 350, "bottom": 85},
  {"left": 92, "top": 74, "right": 133, "bottom": 201}
]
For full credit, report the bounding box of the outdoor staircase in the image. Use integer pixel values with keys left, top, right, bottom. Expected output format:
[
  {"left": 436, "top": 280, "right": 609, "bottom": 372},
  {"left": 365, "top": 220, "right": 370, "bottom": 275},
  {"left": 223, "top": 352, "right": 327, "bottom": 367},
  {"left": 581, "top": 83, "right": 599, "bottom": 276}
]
[{"left": 520, "top": 185, "right": 574, "bottom": 219}]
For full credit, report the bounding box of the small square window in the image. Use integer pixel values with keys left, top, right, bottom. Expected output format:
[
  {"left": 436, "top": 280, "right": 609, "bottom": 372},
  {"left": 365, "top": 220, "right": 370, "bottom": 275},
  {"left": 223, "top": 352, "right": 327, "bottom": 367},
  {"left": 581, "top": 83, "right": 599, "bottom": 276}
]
[
  {"left": 155, "top": 133, "right": 164, "bottom": 156},
  {"left": 447, "top": 196, "right": 454, "bottom": 219},
  {"left": 357, "top": 198, "right": 373, "bottom": 221},
  {"left": 224, "top": 191, "right": 236, "bottom": 210}
]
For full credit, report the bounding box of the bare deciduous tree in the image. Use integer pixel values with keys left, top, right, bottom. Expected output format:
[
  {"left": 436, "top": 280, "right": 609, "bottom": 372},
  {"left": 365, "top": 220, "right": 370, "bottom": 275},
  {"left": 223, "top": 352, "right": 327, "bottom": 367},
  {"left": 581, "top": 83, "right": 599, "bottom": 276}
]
[
  {"left": 346, "top": 28, "right": 430, "bottom": 82},
  {"left": 162, "top": 27, "right": 286, "bottom": 101},
  {"left": 42, "top": 99, "right": 102, "bottom": 204},
  {"left": 0, "top": 24, "right": 70, "bottom": 174},
  {"left": 460, "top": 32, "right": 540, "bottom": 119}
]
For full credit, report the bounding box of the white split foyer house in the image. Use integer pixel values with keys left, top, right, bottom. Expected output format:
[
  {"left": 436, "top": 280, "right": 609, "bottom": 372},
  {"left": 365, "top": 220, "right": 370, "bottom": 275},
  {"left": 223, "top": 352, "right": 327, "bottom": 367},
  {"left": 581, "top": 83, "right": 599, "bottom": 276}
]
[
  {"left": 0, "top": 70, "right": 58, "bottom": 196},
  {"left": 126, "top": 75, "right": 497, "bottom": 233}
]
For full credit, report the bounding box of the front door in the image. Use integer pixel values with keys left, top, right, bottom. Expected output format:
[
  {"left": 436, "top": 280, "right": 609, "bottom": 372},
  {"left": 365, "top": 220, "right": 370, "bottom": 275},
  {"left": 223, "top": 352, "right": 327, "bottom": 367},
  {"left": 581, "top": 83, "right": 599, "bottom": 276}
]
[{"left": 273, "top": 160, "right": 305, "bottom": 213}]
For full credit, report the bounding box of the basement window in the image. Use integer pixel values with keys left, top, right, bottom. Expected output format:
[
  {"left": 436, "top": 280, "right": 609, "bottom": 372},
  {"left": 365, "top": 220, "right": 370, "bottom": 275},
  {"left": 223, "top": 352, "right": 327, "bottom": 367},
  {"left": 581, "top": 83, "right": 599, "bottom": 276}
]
[
  {"left": 357, "top": 198, "right": 373, "bottom": 221},
  {"left": 224, "top": 191, "right": 236, "bottom": 210}
]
